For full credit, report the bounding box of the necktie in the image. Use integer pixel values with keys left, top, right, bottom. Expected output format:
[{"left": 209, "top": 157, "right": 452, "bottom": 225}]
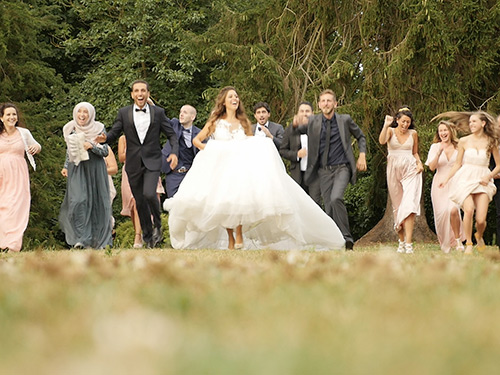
[
  {"left": 322, "top": 119, "right": 331, "bottom": 167},
  {"left": 135, "top": 108, "right": 146, "bottom": 113},
  {"left": 183, "top": 129, "right": 192, "bottom": 148}
]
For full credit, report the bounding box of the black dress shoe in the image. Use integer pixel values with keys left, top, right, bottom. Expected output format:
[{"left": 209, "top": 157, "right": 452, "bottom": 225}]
[
  {"left": 345, "top": 241, "right": 354, "bottom": 250},
  {"left": 152, "top": 227, "right": 164, "bottom": 247}
]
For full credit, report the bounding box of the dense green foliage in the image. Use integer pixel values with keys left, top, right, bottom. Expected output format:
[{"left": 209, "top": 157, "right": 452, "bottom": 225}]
[{"left": 1, "top": 0, "right": 500, "bottom": 248}]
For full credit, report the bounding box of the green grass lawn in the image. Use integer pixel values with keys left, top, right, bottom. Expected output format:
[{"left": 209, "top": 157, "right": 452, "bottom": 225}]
[{"left": 1, "top": 244, "right": 500, "bottom": 375}]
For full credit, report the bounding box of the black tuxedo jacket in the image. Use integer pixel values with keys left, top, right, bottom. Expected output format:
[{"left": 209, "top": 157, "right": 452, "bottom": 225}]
[{"left": 107, "top": 105, "right": 178, "bottom": 174}]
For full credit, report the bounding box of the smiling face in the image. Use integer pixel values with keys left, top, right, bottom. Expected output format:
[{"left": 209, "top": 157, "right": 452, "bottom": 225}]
[
  {"left": 76, "top": 106, "right": 90, "bottom": 126},
  {"left": 318, "top": 93, "right": 337, "bottom": 117},
  {"left": 224, "top": 90, "right": 240, "bottom": 112},
  {"left": 396, "top": 115, "right": 412, "bottom": 133},
  {"left": 131, "top": 82, "right": 150, "bottom": 109},
  {"left": 438, "top": 123, "right": 450, "bottom": 142},
  {"left": 469, "top": 114, "right": 485, "bottom": 134},
  {"left": 1, "top": 107, "right": 18, "bottom": 128},
  {"left": 254, "top": 107, "right": 270, "bottom": 125}
]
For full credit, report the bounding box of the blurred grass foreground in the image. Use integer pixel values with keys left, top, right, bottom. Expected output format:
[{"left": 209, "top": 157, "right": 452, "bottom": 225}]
[{"left": 1, "top": 245, "right": 500, "bottom": 375}]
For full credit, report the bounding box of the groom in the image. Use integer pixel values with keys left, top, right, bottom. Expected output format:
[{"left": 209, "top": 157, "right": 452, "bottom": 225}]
[{"left": 96, "top": 80, "right": 178, "bottom": 248}]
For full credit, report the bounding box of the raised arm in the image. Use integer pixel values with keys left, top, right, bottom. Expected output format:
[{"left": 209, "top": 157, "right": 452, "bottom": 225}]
[
  {"left": 425, "top": 143, "right": 441, "bottom": 172},
  {"left": 379, "top": 115, "right": 393, "bottom": 145}
]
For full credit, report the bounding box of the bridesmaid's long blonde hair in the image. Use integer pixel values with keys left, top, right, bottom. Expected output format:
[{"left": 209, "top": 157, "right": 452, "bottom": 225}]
[
  {"left": 432, "top": 120, "right": 459, "bottom": 148},
  {"left": 432, "top": 111, "right": 499, "bottom": 152}
]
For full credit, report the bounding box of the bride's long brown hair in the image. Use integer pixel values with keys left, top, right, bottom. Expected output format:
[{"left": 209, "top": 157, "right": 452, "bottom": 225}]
[{"left": 205, "top": 86, "right": 252, "bottom": 137}]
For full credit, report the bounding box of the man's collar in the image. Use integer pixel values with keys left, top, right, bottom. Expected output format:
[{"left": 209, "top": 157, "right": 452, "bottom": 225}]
[{"left": 133, "top": 104, "right": 149, "bottom": 112}]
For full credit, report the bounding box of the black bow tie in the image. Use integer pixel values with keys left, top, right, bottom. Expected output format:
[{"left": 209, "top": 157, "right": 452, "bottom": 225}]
[
  {"left": 183, "top": 128, "right": 191, "bottom": 133},
  {"left": 135, "top": 108, "right": 146, "bottom": 113}
]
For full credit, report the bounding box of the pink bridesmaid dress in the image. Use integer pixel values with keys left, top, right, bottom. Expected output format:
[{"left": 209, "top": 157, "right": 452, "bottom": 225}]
[
  {"left": 425, "top": 143, "right": 465, "bottom": 253},
  {"left": 0, "top": 131, "right": 31, "bottom": 251},
  {"left": 386, "top": 128, "right": 422, "bottom": 232}
]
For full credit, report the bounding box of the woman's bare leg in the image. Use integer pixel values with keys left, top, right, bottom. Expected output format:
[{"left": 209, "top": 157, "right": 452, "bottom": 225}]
[{"left": 227, "top": 228, "right": 235, "bottom": 250}]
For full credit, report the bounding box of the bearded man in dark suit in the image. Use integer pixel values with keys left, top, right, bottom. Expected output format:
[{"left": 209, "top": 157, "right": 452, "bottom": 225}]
[
  {"left": 96, "top": 80, "right": 178, "bottom": 248},
  {"left": 298, "top": 89, "right": 366, "bottom": 250}
]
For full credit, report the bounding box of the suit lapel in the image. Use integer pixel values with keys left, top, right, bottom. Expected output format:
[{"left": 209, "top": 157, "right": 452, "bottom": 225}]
[
  {"left": 335, "top": 113, "right": 347, "bottom": 149},
  {"left": 150, "top": 105, "right": 155, "bottom": 125},
  {"left": 127, "top": 106, "right": 141, "bottom": 143},
  {"left": 313, "top": 115, "right": 322, "bottom": 143},
  {"left": 144, "top": 105, "right": 155, "bottom": 140}
]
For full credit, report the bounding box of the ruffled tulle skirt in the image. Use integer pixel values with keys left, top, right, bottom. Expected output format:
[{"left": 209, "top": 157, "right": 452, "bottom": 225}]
[{"left": 167, "top": 137, "right": 344, "bottom": 250}]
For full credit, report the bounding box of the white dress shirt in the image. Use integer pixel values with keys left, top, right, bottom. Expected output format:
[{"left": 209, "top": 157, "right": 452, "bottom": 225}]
[
  {"left": 133, "top": 104, "right": 151, "bottom": 144},
  {"left": 255, "top": 121, "right": 269, "bottom": 138},
  {"left": 182, "top": 126, "right": 193, "bottom": 148},
  {"left": 300, "top": 134, "right": 308, "bottom": 171}
]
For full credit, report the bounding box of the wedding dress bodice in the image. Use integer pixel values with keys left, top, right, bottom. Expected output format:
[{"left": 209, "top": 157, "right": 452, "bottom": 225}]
[{"left": 212, "top": 119, "right": 247, "bottom": 141}]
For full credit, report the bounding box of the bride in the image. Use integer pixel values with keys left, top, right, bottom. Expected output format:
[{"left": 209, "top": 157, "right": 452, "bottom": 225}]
[{"left": 167, "top": 86, "right": 345, "bottom": 250}]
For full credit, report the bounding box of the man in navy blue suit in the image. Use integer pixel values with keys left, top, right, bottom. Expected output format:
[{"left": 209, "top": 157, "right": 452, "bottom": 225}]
[{"left": 161, "top": 105, "right": 200, "bottom": 198}]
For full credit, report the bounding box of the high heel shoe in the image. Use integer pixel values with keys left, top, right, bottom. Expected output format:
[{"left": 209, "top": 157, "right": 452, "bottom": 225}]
[
  {"left": 235, "top": 242, "right": 243, "bottom": 250},
  {"left": 474, "top": 233, "right": 486, "bottom": 252},
  {"left": 455, "top": 238, "right": 464, "bottom": 252}
]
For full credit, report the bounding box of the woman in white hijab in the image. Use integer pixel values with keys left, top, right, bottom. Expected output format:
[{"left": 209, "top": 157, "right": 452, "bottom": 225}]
[{"left": 59, "top": 102, "right": 113, "bottom": 249}]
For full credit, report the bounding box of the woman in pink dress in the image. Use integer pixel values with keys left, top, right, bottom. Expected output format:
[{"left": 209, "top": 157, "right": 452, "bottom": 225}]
[
  {"left": 436, "top": 111, "right": 500, "bottom": 254},
  {"left": 0, "top": 103, "right": 41, "bottom": 252},
  {"left": 425, "top": 121, "right": 465, "bottom": 253},
  {"left": 379, "top": 106, "right": 423, "bottom": 254}
]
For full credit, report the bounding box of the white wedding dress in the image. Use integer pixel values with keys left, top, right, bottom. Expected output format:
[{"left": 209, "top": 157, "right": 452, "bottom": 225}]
[{"left": 167, "top": 119, "right": 345, "bottom": 250}]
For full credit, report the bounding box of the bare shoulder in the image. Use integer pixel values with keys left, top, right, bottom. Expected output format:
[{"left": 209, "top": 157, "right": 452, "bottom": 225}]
[{"left": 457, "top": 135, "right": 470, "bottom": 147}]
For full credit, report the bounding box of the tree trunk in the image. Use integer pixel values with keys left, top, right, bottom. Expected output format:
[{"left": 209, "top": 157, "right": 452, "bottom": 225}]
[{"left": 356, "top": 195, "right": 436, "bottom": 246}]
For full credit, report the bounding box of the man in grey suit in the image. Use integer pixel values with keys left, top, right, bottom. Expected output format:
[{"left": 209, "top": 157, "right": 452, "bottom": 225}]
[
  {"left": 299, "top": 89, "right": 366, "bottom": 250},
  {"left": 280, "top": 101, "right": 321, "bottom": 206},
  {"left": 251, "top": 102, "right": 284, "bottom": 149}
]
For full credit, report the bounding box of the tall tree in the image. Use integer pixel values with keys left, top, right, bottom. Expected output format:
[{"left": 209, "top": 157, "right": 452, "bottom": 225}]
[
  {"left": 61, "top": 0, "right": 217, "bottom": 124},
  {"left": 0, "top": 0, "right": 65, "bottom": 102}
]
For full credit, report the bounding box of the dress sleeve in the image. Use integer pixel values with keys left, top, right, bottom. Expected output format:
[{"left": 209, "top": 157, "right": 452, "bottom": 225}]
[
  {"left": 425, "top": 143, "right": 439, "bottom": 166},
  {"left": 90, "top": 143, "right": 110, "bottom": 157}
]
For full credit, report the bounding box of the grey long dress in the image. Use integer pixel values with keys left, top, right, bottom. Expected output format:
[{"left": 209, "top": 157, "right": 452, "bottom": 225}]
[{"left": 59, "top": 142, "right": 113, "bottom": 249}]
